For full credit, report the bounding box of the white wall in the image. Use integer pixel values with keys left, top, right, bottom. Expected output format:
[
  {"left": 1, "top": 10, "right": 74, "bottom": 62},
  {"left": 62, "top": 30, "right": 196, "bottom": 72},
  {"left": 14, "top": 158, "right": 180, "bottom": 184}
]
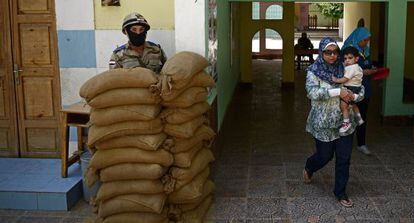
[
  {"left": 343, "top": 2, "right": 371, "bottom": 40},
  {"left": 174, "top": 0, "right": 206, "bottom": 56},
  {"left": 55, "top": 0, "right": 94, "bottom": 30}
]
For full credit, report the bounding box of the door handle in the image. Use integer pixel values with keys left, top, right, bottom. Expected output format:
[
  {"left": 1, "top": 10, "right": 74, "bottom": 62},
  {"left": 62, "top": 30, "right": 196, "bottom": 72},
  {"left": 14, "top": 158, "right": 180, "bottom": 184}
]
[{"left": 13, "top": 64, "right": 22, "bottom": 85}]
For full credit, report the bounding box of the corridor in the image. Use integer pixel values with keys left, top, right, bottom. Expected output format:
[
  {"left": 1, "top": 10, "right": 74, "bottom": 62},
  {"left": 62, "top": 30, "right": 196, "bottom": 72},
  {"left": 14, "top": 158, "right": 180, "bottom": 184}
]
[
  {"left": 207, "top": 59, "right": 414, "bottom": 222},
  {"left": 0, "top": 60, "right": 413, "bottom": 223}
]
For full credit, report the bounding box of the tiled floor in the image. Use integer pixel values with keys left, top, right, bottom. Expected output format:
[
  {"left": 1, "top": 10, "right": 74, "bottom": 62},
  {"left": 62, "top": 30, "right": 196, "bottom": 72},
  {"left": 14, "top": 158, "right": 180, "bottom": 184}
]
[{"left": 1, "top": 60, "right": 413, "bottom": 222}]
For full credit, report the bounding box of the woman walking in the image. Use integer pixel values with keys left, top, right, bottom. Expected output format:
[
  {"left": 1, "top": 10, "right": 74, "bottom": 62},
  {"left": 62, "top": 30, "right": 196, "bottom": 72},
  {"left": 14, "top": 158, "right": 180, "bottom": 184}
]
[
  {"left": 342, "top": 27, "right": 377, "bottom": 155},
  {"left": 303, "top": 37, "right": 365, "bottom": 207}
]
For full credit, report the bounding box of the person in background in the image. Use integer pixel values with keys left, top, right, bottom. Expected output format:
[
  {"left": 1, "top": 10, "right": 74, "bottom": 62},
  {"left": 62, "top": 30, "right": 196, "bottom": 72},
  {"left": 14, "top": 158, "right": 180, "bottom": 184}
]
[
  {"left": 342, "top": 27, "right": 377, "bottom": 155},
  {"left": 109, "top": 12, "right": 167, "bottom": 73},
  {"left": 303, "top": 37, "right": 365, "bottom": 208},
  {"left": 296, "top": 32, "right": 315, "bottom": 63}
]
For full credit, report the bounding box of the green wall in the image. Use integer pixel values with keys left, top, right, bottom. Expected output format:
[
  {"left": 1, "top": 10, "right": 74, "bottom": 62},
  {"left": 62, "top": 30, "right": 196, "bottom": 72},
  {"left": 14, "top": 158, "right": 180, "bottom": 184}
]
[{"left": 216, "top": 0, "right": 414, "bottom": 130}]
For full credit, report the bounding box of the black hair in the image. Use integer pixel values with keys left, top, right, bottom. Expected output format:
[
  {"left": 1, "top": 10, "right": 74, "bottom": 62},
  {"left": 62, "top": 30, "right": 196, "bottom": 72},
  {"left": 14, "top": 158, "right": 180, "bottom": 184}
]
[{"left": 342, "top": 46, "right": 359, "bottom": 57}]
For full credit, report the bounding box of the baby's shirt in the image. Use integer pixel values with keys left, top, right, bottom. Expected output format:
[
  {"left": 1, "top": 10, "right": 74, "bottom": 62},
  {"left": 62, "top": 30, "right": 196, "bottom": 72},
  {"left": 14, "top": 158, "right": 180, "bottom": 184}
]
[{"left": 343, "top": 64, "right": 363, "bottom": 87}]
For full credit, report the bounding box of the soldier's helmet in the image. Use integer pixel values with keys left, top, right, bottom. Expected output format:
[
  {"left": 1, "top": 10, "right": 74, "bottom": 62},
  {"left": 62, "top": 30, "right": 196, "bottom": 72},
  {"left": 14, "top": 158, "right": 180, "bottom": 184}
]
[{"left": 122, "top": 12, "right": 150, "bottom": 34}]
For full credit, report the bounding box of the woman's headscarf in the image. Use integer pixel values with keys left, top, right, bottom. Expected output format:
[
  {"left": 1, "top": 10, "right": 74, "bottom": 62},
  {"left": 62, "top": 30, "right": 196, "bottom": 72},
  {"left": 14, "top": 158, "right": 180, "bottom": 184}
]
[
  {"left": 342, "top": 27, "right": 371, "bottom": 58},
  {"left": 307, "top": 37, "right": 344, "bottom": 84}
]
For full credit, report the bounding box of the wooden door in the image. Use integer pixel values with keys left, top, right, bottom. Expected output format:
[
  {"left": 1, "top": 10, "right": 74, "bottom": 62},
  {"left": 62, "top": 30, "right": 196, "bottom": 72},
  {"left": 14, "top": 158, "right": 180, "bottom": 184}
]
[
  {"left": 11, "top": 0, "right": 62, "bottom": 157},
  {"left": 0, "top": 0, "right": 19, "bottom": 157}
]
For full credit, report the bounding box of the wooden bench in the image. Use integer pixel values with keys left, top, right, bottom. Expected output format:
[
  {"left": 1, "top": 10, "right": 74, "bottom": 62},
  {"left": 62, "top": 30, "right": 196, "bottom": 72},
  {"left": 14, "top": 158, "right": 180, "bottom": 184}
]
[{"left": 60, "top": 102, "right": 91, "bottom": 178}]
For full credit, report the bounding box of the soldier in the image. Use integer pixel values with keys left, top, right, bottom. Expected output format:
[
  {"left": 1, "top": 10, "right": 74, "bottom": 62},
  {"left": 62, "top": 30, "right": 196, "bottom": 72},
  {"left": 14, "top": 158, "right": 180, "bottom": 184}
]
[{"left": 109, "top": 12, "right": 167, "bottom": 73}]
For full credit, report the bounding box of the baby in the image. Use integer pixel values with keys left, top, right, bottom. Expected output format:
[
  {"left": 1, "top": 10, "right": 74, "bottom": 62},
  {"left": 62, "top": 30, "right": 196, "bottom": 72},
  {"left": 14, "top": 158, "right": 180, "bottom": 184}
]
[{"left": 332, "top": 46, "right": 364, "bottom": 134}]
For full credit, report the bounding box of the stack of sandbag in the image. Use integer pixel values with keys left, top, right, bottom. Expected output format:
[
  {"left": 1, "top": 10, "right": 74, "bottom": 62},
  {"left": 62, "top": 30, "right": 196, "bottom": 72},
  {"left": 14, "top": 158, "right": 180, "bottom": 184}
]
[
  {"left": 158, "top": 52, "right": 216, "bottom": 223},
  {"left": 79, "top": 67, "right": 173, "bottom": 223}
]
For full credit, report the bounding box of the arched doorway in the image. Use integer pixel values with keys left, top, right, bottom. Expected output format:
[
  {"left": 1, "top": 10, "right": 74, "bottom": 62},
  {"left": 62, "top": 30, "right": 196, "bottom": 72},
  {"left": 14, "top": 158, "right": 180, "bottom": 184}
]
[{"left": 252, "top": 28, "right": 283, "bottom": 85}]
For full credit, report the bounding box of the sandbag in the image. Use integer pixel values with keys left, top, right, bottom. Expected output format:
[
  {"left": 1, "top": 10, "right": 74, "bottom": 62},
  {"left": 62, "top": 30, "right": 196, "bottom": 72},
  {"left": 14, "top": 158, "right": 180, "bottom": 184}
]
[
  {"left": 88, "top": 88, "right": 161, "bottom": 109},
  {"left": 89, "top": 148, "right": 173, "bottom": 171},
  {"left": 160, "top": 51, "right": 209, "bottom": 90},
  {"left": 161, "top": 72, "right": 215, "bottom": 102},
  {"left": 161, "top": 87, "right": 208, "bottom": 108},
  {"left": 160, "top": 102, "right": 210, "bottom": 124},
  {"left": 168, "top": 167, "right": 209, "bottom": 204},
  {"left": 173, "top": 143, "right": 203, "bottom": 168},
  {"left": 90, "top": 105, "right": 161, "bottom": 126},
  {"left": 164, "top": 116, "right": 206, "bottom": 138},
  {"left": 101, "top": 212, "right": 168, "bottom": 223},
  {"left": 171, "top": 149, "right": 215, "bottom": 189},
  {"left": 100, "top": 163, "right": 167, "bottom": 182},
  {"left": 163, "top": 125, "right": 215, "bottom": 153},
  {"left": 95, "top": 133, "right": 167, "bottom": 151},
  {"left": 98, "top": 193, "right": 167, "bottom": 218},
  {"left": 96, "top": 180, "right": 165, "bottom": 202},
  {"left": 168, "top": 182, "right": 214, "bottom": 221},
  {"left": 80, "top": 67, "right": 158, "bottom": 101},
  {"left": 88, "top": 119, "right": 163, "bottom": 146},
  {"left": 178, "top": 195, "right": 212, "bottom": 223}
]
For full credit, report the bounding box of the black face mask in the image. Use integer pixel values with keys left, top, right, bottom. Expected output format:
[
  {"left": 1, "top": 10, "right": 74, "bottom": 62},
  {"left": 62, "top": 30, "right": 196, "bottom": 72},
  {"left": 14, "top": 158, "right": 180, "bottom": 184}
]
[{"left": 127, "top": 29, "right": 146, "bottom": 47}]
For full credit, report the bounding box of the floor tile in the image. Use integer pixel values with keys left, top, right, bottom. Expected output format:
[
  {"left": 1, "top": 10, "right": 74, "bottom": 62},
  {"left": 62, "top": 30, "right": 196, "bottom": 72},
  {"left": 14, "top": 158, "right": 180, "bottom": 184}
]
[{"left": 246, "top": 198, "right": 289, "bottom": 219}]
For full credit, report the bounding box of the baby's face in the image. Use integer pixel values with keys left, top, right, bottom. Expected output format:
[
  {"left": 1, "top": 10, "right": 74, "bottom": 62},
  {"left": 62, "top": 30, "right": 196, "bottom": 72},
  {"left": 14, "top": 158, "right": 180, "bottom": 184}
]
[{"left": 344, "top": 54, "right": 358, "bottom": 66}]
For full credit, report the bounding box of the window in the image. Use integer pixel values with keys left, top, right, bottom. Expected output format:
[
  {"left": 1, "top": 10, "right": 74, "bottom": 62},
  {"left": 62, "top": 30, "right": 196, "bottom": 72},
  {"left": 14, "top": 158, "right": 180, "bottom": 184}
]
[{"left": 266, "top": 5, "right": 283, "bottom": 20}]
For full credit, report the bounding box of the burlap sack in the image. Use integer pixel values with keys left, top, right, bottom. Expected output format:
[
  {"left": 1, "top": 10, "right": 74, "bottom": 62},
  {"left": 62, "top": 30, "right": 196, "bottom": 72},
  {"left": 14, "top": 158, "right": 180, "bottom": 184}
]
[
  {"left": 101, "top": 212, "right": 169, "bottom": 223},
  {"left": 161, "top": 72, "right": 215, "bottom": 102},
  {"left": 87, "top": 119, "right": 163, "bottom": 146},
  {"left": 88, "top": 88, "right": 161, "bottom": 109},
  {"left": 163, "top": 125, "right": 215, "bottom": 153},
  {"left": 96, "top": 180, "right": 165, "bottom": 202},
  {"left": 160, "top": 51, "right": 209, "bottom": 90},
  {"left": 168, "top": 167, "right": 209, "bottom": 204},
  {"left": 95, "top": 133, "right": 167, "bottom": 151},
  {"left": 100, "top": 163, "right": 167, "bottom": 182},
  {"left": 161, "top": 87, "right": 208, "bottom": 108},
  {"left": 177, "top": 195, "right": 212, "bottom": 223},
  {"left": 90, "top": 105, "right": 161, "bottom": 126},
  {"left": 171, "top": 149, "right": 215, "bottom": 189},
  {"left": 173, "top": 142, "right": 203, "bottom": 168},
  {"left": 89, "top": 148, "right": 173, "bottom": 171},
  {"left": 98, "top": 193, "right": 167, "bottom": 218},
  {"left": 168, "top": 182, "right": 214, "bottom": 221},
  {"left": 79, "top": 67, "right": 158, "bottom": 101},
  {"left": 164, "top": 116, "right": 206, "bottom": 138},
  {"left": 160, "top": 102, "right": 210, "bottom": 124}
]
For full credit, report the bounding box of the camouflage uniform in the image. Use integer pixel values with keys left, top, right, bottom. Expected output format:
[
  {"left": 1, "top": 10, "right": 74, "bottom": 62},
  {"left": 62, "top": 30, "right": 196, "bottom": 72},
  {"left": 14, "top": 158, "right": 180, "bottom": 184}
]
[{"left": 109, "top": 41, "right": 167, "bottom": 73}]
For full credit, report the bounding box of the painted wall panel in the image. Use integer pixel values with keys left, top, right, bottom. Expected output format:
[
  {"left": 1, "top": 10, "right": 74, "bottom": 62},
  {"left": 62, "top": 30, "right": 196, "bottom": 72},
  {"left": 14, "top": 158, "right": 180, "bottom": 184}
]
[
  {"left": 94, "top": 0, "right": 174, "bottom": 30},
  {"left": 95, "top": 30, "right": 176, "bottom": 69},
  {"left": 343, "top": 2, "right": 371, "bottom": 39},
  {"left": 57, "top": 30, "right": 97, "bottom": 68},
  {"left": 60, "top": 68, "right": 98, "bottom": 106},
  {"left": 175, "top": 0, "right": 206, "bottom": 56},
  {"left": 95, "top": 30, "right": 128, "bottom": 68},
  {"left": 55, "top": 0, "right": 94, "bottom": 30},
  {"left": 405, "top": 3, "right": 414, "bottom": 80}
]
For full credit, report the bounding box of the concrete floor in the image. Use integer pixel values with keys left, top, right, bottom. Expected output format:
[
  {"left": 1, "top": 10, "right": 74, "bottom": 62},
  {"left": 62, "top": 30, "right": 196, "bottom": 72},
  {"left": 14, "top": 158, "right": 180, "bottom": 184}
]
[{"left": 1, "top": 60, "right": 413, "bottom": 222}]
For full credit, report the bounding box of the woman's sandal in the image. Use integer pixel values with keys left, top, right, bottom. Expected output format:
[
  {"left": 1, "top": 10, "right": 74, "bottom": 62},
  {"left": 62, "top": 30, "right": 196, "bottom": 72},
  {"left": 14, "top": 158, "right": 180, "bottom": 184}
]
[
  {"left": 338, "top": 195, "right": 354, "bottom": 208},
  {"left": 303, "top": 169, "right": 312, "bottom": 184}
]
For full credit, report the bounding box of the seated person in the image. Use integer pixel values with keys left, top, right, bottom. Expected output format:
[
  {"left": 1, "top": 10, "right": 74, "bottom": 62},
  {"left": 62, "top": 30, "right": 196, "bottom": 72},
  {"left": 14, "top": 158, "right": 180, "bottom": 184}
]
[{"left": 295, "top": 32, "right": 314, "bottom": 63}]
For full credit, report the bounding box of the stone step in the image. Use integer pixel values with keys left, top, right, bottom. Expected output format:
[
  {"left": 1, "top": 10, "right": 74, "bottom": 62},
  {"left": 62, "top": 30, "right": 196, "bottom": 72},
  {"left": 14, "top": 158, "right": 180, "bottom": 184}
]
[{"left": 0, "top": 158, "right": 83, "bottom": 211}]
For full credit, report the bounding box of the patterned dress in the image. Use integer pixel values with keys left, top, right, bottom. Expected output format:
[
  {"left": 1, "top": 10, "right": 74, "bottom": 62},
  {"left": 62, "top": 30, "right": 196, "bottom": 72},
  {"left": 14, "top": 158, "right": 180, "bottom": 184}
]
[{"left": 305, "top": 71, "right": 365, "bottom": 142}]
